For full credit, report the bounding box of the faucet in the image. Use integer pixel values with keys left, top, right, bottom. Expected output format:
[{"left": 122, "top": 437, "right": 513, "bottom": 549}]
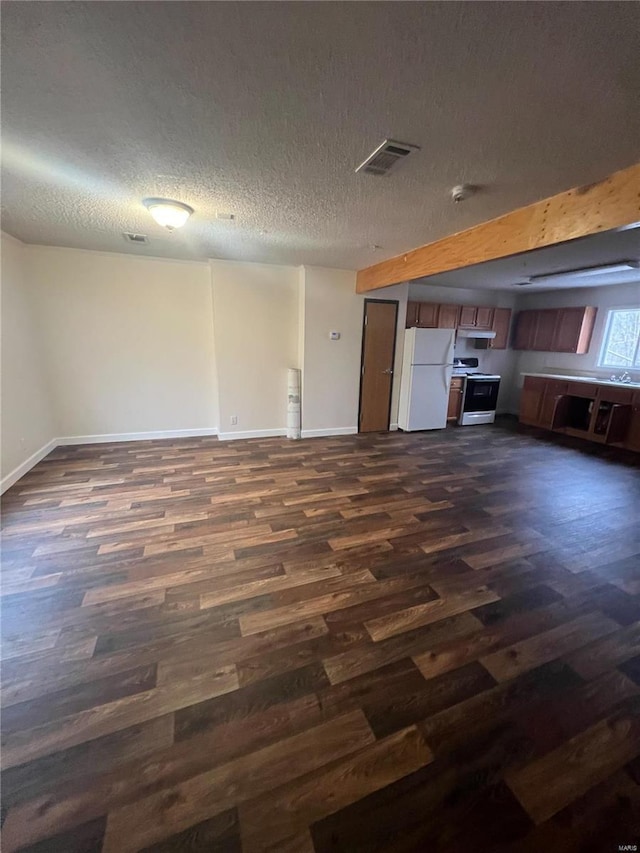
[{"left": 610, "top": 371, "right": 632, "bottom": 384}]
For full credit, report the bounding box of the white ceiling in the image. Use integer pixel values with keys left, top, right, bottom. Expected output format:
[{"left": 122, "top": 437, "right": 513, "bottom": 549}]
[
  {"left": 413, "top": 227, "right": 640, "bottom": 292},
  {"left": 2, "top": 2, "right": 640, "bottom": 271}
]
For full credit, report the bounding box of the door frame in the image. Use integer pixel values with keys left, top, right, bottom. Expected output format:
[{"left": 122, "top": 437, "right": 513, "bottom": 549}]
[{"left": 357, "top": 298, "right": 399, "bottom": 433}]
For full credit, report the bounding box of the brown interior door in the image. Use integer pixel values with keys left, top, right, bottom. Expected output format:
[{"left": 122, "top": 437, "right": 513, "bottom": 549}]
[{"left": 359, "top": 300, "right": 398, "bottom": 432}]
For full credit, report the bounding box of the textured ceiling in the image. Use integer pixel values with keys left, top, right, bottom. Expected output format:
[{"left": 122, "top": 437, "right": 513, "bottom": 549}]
[
  {"left": 2, "top": 1, "right": 640, "bottom": 271},
  {"left": 412, "top": 227, "right": 640, "bottom": 292}
]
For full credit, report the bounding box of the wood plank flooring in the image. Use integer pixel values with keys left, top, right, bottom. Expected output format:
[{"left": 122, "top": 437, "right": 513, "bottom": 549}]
[{"left": 1, "top": 420, "right": 639, "bottom": 851}]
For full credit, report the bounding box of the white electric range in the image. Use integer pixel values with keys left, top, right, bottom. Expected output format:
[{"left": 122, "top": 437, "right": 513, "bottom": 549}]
[{"left": 452, "top": 358, "right": 501, "bottom": 426}]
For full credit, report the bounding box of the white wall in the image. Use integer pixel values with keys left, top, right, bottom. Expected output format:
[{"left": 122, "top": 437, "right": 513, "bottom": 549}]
[
  {"left": 511, "top": 280, "right": 640, "bottom": 407},
  {"left": 300, "top": 267, "right": 408, "bottom": 434},
  {"left": 1, "top": 233, "right": 56, "bottom": 487},
  {"left": 300, "top": 266, "right": 361, "bottom": 435},
  {"left": 27, "top": 247, "right": 218, "bottom": 438},
  {"left": 210, "top": 259, "right": 299, "bottom": 439}
]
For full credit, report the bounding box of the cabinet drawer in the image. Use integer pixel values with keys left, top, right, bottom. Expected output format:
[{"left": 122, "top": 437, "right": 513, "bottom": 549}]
[
  {"left": 567, "top": 382, "right": 598, "bottom": 397},
  {"left": 523, "top": 376, "right": 547, "bottom": 392},
  {"left": 450, "top": 377, "right": 464, "bottom": 390},
  {"left": 545, "top": 379, "right": 569, "bottom": 395},
  {"left": 597, "top": 387, "right": 634, "bottom": 405}
]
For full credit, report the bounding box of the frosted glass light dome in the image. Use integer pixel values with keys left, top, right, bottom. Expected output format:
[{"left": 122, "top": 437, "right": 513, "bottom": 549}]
[{"left": 143, "top": 198, "right": 193, "bottom": 230}]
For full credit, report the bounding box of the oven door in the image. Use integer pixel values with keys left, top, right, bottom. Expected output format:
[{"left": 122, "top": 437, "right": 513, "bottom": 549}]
[{"left": 463, "top": 378, "right": 500, "bottom": 413}]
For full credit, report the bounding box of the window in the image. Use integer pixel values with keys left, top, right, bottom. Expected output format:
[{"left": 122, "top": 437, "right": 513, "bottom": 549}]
[{"left": 598, "top": 308, "right": 640, "bottom": 369}]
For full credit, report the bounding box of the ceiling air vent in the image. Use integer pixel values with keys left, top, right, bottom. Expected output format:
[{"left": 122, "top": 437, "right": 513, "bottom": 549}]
[
  {"left": 122, "top": 232, "right": 148, "bottom": 244},
  {"left": 356, "top": 139, "right": 420, "bottom": 176}
]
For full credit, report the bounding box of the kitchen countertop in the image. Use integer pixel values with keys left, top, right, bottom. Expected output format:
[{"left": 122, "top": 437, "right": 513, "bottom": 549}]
[{"left": 522, "top": 372, "right": 640, "bottom": 390}]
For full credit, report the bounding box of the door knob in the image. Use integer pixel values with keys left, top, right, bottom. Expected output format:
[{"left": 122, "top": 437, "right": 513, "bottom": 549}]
[{"left": 382, "top": 368, "right": 393, "bottom": 374}]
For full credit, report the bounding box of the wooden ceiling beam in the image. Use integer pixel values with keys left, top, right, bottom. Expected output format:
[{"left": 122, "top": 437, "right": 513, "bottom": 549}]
[{"left": 356, "top": 162, "right": 640, "bottom": 293}]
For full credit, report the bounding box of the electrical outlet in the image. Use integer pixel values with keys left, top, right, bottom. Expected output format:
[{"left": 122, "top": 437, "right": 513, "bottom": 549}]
[{"left": 230, "top": 416, "right": 238, "bottom": 425}]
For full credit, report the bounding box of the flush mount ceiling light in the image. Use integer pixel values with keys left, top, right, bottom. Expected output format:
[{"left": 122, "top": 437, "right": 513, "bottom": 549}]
[{"left": 142, "top": 198, "right": 194, "bottom": 230}]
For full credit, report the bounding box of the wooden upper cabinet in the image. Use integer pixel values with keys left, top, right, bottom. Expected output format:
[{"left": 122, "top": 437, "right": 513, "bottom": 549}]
[
  {"left": 532, "top": 309, "right": 557, "bottom": 351},
  {"left": 405, "top": 301, "right": 420, "bottom": 329},
  {"left": 513, "top": 307, "right": 596, "bottom": 354},
  {"left": 553, "top": 307, "right": 597, "bottom": 353},
  {"left": 458, "top": 306, "right": 494, "bottom": 329},
  {"left": 437, "top": 304, "right": 460, "bottom": 329},
  {"left": 475, "top": 307, "right": 494, "bottom": 330},
  {"left": 417, "top": 302, "right": 439, "bottom": 328},
  {"left": 458, "top": 306, "right": 478, "bottom": 328},
  {"left": 405, "top": 301, "right": 510, "bottom": 347},
  {"left": 406, "top": 302, "right": 457, "bottom": 329},
  {"left": 490, "top": 308, "right": 512, "bottom": 350},
  {"left": 513, "top": 311, "right": 538, "bottom": 350}
]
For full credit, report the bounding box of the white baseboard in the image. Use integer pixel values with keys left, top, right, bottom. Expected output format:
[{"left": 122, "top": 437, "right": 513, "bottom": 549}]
[
  {"left": 1, "top": 438, "right": 57, "bottom": 494},
  {"left": 57, "top": 428, "right": 218, "bottom": 446},
  {"left": 390, "top": 423, "right": 399, "bottom": 431},
  {"left": 217, "top": 428, "right": 288, "bottom": 442},
  {"left": 300, "top": 427, "right": 358, "bottom": 438}
]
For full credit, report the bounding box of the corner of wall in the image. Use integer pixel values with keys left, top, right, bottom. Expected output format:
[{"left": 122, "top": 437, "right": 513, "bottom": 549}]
[{"left": 1, "top": 233, "right": 58, "bottom": 492}]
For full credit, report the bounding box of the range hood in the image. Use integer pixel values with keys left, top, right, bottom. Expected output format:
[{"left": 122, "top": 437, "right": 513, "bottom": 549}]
[{"left": 456, "top": 329, "right": 496, "bottom": 339}]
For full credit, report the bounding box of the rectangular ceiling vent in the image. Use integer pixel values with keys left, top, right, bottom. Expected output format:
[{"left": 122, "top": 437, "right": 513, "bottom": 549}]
[
  {"left": 356, "top": 139, "right": 420, "bottom": 176},
  {"left": 122, "top": 232, "right": 148, "bottom": 244}
]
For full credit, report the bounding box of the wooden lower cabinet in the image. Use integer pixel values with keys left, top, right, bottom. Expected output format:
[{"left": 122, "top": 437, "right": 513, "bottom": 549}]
[
  {"left": 448, "top": 378, "right": 464, "bottom": 422},
  {"left": 519, "top": 376, "right": 638, "bottom": 451},
  {"left": 538, "top": 380, "right": 569, "bottom": 429},
  {"left": 625, "top": 392, "right": 640, "bottom": 451},
  {"left": 519, "top": 377, "right": 546, "bottom": 426}
]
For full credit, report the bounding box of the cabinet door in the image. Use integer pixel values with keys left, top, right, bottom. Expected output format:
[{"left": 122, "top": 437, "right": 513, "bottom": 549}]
[
  {"left": 475, "top": 307, "right": 494, "bottom": 330},
  {"left": 553, "top": 307, "right": 597, "bottom": 353},
  {"left": 417, "top": 303, "right": 439, "bottom": 328},
  {"left": 519, "top": 377, "right": 546, "bottom": 425},
  {"left": 532, "top": 310, "right": 557, "bottom": 351},
  {"left": 490, "top": 308, "right": 512, "bottom": 349},
  {"left": 513, "top": 311, "right": 537, "bottom": 350},
  {"left": 538, "top": 380, "right": 568, "bottom": 428},
  {"left": 624, "top": 404, "right": 640, "bottom": 451},
  {"left": 605, "top": 405, "right": 632, "bottom": 444},
  {"left": 437, "top": 304, "right": 460, "bottom": 329},
  {"left": 405, "top": 301, "right": 420, "bottom": 329},
  {"left": 597, "top": 387, "right": 634, "bottom": 405},
  {"left": 447, "top": 380, "right": 464, "bottom": 421},
  {"left": 552, "top": 307, "right": 584, "bottom": 352},
  {"left": 458, "top": 306, "right": 477, "bottom": 328}
]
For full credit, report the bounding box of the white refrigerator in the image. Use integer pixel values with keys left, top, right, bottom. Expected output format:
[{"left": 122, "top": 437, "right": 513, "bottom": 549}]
[{"left": 398, "top": 327, "right": 455, "bottom": 431}]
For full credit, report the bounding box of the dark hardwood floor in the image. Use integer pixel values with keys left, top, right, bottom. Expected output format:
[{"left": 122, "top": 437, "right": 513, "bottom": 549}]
[{"left": 1, "top": 420, "right": 639, "bottom": 852}]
